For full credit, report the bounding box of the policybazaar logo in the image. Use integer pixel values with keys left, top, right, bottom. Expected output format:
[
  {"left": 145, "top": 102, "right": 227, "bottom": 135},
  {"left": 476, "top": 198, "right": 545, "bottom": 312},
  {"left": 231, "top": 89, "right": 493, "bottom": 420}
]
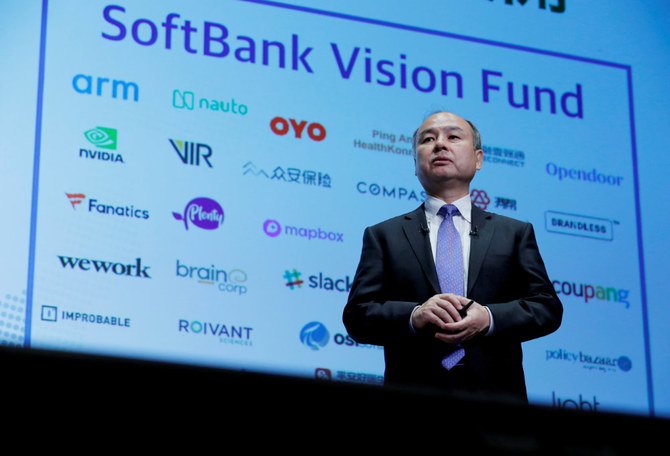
[
  {"left": 178, "top": 319, "right": 253, "bottom": 346},
  {"left": 173, "top": 197, "right": 224, "bottom": 230},
  {"left": 545, "top": 348, "right": 633, "bottom": 373}
]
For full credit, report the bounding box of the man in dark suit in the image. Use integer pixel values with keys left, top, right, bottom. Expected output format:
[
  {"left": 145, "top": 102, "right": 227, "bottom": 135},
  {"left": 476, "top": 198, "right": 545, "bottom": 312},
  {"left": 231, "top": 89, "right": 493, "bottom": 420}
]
[{"left": 343, "top": 111, "right": 562, "bottom": 402}]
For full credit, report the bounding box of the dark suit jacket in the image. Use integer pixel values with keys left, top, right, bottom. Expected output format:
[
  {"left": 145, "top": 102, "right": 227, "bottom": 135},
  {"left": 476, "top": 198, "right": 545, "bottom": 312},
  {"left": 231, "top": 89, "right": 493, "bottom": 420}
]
[{"left": 343, "top": 204, "right": 562, "bottom": 401}]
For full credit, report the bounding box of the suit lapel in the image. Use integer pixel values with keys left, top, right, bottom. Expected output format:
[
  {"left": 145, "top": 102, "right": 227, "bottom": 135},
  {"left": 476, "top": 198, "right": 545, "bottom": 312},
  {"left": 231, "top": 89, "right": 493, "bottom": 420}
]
[
  {"left": 402, "top": 205, "right": 440, "bottom": 294},
  {"left": 467, "top": 205, "right": 494, "bottom": 296}
]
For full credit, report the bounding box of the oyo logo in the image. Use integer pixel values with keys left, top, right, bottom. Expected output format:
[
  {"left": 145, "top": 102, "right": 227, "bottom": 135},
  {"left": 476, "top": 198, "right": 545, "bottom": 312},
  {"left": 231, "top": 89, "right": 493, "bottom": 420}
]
[
  {"left": 84, "top": 127, "right": 117, "bottom": 150},
  {"left": 173, "top": 197, "right": 224, "bottom": 231},
  {"left": 169, "top": 139, "right": 213, "bottom": 167},
  {"left": 270, "top": 116, "right": 326, "bottom": 141},
  {"left": 300, "top": 321, "right": 330, "bottom": 351},
  {"left": 66, "top": 193, "right": 86, "bottom": 209},
  {"left": 470, "top": 189, "right": 491, "bottom": 210}
]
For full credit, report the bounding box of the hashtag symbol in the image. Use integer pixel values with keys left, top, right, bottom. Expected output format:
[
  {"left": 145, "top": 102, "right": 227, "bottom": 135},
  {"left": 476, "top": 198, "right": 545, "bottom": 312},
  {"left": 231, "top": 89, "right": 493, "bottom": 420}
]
[{"left": 284, "top": 269, "right": 304, "bottom": 289}]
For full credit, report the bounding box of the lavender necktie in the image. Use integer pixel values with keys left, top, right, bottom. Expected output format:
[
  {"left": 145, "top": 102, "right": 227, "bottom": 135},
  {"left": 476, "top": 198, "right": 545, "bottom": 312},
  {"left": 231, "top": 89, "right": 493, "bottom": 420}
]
[{"left": 435, "top": 204, "right": 465, "bottom": 370}]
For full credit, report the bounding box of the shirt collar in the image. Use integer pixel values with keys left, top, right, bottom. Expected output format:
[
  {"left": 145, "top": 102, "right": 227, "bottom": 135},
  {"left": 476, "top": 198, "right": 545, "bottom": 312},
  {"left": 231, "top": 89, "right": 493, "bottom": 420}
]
[{"left": 425, "top": 193, "right": 472, "bottom": 223}]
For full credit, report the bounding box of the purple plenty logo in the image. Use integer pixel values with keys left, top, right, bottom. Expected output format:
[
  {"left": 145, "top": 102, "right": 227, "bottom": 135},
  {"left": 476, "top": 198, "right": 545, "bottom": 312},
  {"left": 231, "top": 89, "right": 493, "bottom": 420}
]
[{"left": 173, "top": 197, "right": 224, "bottom": 230}]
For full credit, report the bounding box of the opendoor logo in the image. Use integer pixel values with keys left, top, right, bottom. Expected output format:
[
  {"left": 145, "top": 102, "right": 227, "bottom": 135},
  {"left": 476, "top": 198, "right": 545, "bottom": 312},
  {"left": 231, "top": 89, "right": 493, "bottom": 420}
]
[
  {"left": 300, "top": 321, "right": 330, "bottom": 351},
  {"left": 173, "top": 197, "right": 224, "bottom": 231}
]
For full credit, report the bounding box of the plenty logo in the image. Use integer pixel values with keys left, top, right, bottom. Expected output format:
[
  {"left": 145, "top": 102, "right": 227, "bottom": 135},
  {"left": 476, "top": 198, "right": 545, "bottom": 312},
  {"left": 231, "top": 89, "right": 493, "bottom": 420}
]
[
  {"left": 66, "top": 193, "right": 86, "bottom": 209},
  {"left": 173, "top": 197, "right": 224, "bottom": 231},
  {"left": 84, "top": 127, "right": 117, "bottom": 150},
  {"left": 300, "top": 321, "right": 330, "bottom": 351}
]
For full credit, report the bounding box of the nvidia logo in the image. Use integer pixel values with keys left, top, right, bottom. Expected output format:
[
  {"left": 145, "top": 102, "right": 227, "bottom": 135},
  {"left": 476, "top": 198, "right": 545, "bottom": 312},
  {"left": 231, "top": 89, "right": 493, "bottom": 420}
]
[{"left": 84, "top": 127, "right": 117, "bottom": 150}]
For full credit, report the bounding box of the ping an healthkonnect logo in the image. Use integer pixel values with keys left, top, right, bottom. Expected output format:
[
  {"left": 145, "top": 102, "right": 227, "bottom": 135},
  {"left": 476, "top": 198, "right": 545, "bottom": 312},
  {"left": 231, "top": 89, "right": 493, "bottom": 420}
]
[{"left": 173, "top": 197, "right": 224, "bottom": 231}]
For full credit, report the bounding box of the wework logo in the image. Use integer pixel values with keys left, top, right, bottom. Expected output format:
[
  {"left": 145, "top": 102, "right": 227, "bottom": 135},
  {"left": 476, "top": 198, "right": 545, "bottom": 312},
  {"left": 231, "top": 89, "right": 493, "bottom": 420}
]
[{"left": 57, "top": 255, "right": 151, "bottom": 278}]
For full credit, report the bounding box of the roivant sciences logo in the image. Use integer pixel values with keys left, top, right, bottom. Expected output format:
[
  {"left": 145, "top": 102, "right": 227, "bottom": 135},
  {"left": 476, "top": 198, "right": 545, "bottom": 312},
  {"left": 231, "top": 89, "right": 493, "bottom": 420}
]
[
  {"left": 178, "top": 319, "right": 253, "bottom": 346},
  {"left": 283, "top": 268, "right": 352, "bottom": 292},
  {"left": 176, "top": 260, "right": 248, "bottom": 295},
  {"left": 79, "top": 126, "right": 124, "bottom": 163},
  {"left": 173, "top": 197, "right": 224, "bottom": 231},
  {"left": 263, "top": 219, "right": 343, "bottom": 242}
]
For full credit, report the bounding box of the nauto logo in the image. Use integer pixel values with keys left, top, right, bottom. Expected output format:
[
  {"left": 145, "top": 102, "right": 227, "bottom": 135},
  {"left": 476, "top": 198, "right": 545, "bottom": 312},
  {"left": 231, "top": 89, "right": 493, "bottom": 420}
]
[
  {"left": 270, "top": 116, "right": 326, "bottom": 141},
  {"left": 300, "top": 321, "right": 329, "bottom": 351}
]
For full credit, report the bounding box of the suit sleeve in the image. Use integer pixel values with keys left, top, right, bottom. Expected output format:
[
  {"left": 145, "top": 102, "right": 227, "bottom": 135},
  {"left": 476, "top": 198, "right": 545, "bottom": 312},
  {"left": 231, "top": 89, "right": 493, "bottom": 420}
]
[
  {"left": 485, "top": 222, "right": 563, "bottom": 342},
  {"left": 342, "top": 226, "right": 418, "bottom": 346}
]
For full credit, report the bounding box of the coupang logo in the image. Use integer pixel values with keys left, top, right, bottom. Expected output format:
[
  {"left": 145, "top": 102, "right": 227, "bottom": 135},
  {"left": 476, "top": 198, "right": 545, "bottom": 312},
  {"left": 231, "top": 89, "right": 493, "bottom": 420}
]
[{"left": 173, "top": 197, "right": 224, "bottom": 231}]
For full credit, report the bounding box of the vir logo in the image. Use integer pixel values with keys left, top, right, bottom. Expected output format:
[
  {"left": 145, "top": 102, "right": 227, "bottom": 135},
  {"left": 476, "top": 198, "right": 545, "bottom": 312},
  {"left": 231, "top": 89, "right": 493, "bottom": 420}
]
[{"left": 169, "top": 139, "right": 213, "bottom": 167}]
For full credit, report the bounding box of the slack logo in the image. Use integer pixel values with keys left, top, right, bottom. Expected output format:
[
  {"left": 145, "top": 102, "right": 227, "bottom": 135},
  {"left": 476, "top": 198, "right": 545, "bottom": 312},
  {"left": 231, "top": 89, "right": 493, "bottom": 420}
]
[
  {"left": 57, "top": 255, "right": 151, "bottom": 278},
  {"left": 169, "top": 139, "right": 213, "bottom": 167},
  {"left": 284, "top": 269, "right": 352, "bottom": 292},
  {"left": 263, "top": 219, "right": 343, "bottom": 242}
]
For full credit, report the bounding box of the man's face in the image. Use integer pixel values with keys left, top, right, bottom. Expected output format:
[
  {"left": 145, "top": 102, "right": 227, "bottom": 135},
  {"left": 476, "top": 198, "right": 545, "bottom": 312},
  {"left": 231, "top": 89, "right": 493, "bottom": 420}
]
[{"left": 414, "top": 112, "right": 483, "bottom": 193}]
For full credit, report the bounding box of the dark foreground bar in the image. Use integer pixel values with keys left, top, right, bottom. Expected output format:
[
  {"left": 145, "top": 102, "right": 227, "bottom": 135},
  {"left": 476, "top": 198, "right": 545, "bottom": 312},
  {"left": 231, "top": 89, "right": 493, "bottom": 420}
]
[{"left": 1, "top": 346, "right": 665, "bottom": 451}]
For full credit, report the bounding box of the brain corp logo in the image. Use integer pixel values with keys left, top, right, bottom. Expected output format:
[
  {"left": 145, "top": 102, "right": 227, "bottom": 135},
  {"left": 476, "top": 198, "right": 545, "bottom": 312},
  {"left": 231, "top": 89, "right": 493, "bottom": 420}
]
[
  {"left": 84, "top": 127, "right": 117, "bottom": 149},
  {"left": 300, "top": 321, "right": 330, "bottom": 350},
  {"left": 173, "top": 197, "right": 224, "bottom": 231}
]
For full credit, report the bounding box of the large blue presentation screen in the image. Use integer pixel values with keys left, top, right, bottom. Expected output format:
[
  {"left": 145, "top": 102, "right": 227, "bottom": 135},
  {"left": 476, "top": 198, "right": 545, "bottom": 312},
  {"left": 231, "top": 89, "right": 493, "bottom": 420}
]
[{"left": 1, "top": 0, "right": 667, "bottom": 418}]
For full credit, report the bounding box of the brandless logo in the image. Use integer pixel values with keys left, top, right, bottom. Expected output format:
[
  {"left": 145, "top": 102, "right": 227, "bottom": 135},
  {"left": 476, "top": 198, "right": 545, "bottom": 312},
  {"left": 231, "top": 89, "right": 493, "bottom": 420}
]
[
  {"left": 57, "top": 255, "right": 151, "bottom": 278},
  {"left": 79, "top": 126, "right": 124, "bottom": 163},
  {"left": 169, "top": 139, "right": 213, "bottom": 167},
  {"left": 173, "top": 197, "right": 224, "bottom": 231}
]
